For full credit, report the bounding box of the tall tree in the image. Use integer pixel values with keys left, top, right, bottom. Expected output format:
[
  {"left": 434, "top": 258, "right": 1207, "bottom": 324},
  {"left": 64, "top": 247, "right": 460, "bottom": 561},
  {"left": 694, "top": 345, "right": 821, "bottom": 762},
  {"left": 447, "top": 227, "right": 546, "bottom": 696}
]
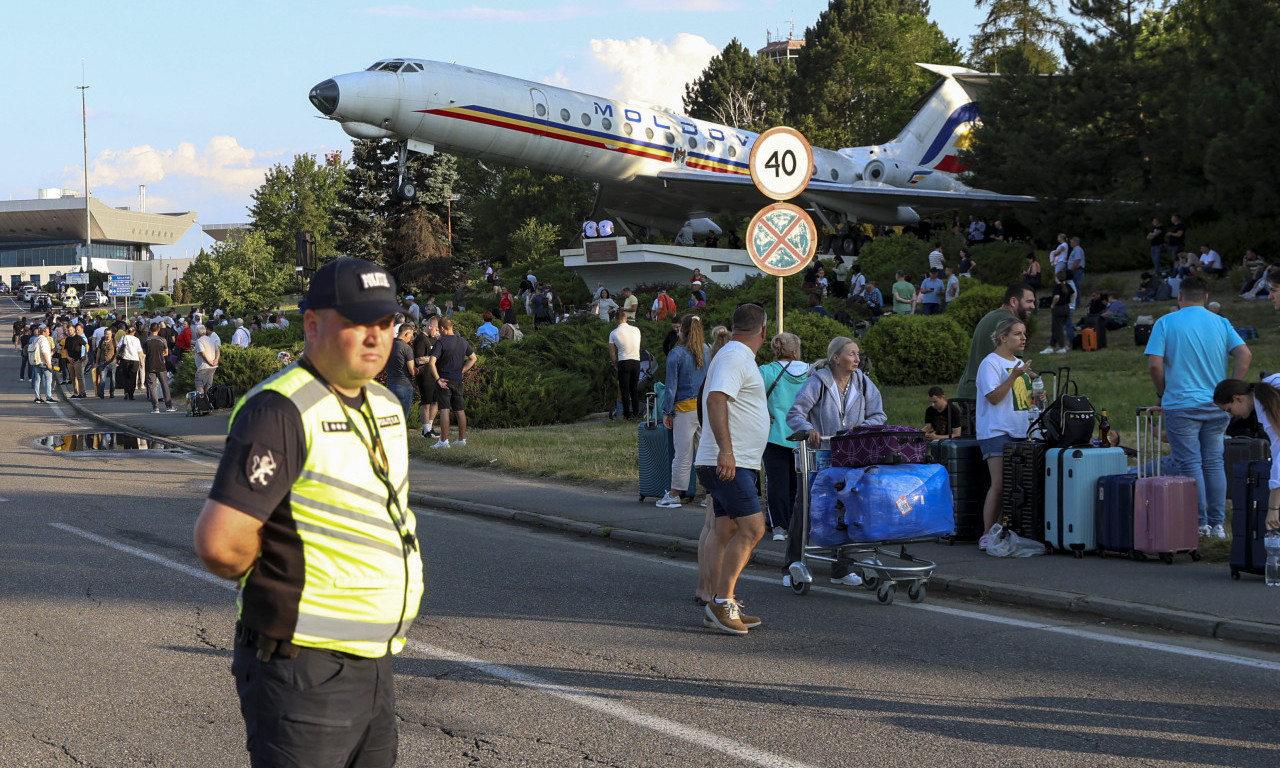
[
  {"left": 683, "top": 39, "right": 792, "bottom": 131},
  {"left": 247, "top": 153, "right": 345, "bottom": 265},
  {"left": 788, "top": 1, "right": 961, "bottom": 148},
  {"left": 181, "top": 231, "right": 294, "bottom": 316},
  {"left": 452, "top": 159, "right": 593, "bottom": 268},
  {"left": 330, "top": 139, "right": 461, "bottom": 290},
  {"left": 970, "top": 0, "right": 1068, "bottom": 73}
]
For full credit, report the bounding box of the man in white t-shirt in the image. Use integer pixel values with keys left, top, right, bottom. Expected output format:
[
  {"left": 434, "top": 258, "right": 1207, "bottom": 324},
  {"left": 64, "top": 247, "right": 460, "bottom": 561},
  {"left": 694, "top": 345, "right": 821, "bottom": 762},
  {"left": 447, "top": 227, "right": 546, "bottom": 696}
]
[
  {"left": 607, "top": 312, "right": 642, "bottom": 419},
  {"left": 231, "top": 319, "right": 251, "bottom": 348},
  {"left": 944, "top": 266, "right": 960, "bottom": 307},
  {"left": 1199, "top": 244, "right": 1224, "bottom": 276},
  {"left": 694, "top": 304, "right": 770, "bottom": 636}
]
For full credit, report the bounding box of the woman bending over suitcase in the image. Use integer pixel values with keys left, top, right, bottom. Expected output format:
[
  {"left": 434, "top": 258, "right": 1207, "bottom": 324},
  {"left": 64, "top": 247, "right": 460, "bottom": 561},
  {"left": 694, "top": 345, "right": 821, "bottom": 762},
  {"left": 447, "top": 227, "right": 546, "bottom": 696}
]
[
  {"left": 976, "top": 317, "right": 1037, "bottom": 551},
  {"left": 784, "top": 336, "right": 887, "bottom": 585},
  {"left": 1214, "top": 377, "right": 1280, "bottom": 532}
]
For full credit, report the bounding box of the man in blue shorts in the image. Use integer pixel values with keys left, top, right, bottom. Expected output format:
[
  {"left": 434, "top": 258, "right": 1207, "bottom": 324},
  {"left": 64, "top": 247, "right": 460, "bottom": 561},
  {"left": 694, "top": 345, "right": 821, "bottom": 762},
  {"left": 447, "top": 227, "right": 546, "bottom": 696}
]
[{"left": 695, "top": 303, "right": 770, "bottom": 635}]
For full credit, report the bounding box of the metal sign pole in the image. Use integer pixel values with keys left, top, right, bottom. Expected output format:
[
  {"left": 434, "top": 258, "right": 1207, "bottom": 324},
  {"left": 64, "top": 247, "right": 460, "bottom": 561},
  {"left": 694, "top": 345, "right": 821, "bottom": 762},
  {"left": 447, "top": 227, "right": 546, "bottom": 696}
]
[{"left": 777, "top": 277, "right": 785, "bottom": 335}]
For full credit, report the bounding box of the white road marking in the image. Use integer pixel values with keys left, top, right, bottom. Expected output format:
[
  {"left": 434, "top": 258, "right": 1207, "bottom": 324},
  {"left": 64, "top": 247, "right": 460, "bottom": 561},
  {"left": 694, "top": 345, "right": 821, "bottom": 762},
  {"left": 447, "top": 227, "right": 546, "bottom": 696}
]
[
  {"left": 49, "top": 522, "right": 822, "bottom": 768},
  {"left": 178, "top": 455, "right": 218, "bottom": 468}
]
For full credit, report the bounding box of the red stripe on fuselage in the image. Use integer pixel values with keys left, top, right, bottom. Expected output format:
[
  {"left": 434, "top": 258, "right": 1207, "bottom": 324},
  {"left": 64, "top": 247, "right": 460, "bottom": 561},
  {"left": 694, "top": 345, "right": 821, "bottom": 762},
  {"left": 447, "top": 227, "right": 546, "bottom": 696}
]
[
  {"left": 421, "top": 107, "right": 673, "bottom": 163},
  {"left": 933, "top": 155, "right": 969, "bottom": 174}
]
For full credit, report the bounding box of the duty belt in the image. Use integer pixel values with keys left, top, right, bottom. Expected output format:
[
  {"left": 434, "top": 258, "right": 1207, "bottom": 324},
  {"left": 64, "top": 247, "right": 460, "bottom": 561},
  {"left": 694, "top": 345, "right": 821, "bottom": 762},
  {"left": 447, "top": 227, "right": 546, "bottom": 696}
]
[{"left": 234, "top": 621, "right": 301, "bottom": 662}]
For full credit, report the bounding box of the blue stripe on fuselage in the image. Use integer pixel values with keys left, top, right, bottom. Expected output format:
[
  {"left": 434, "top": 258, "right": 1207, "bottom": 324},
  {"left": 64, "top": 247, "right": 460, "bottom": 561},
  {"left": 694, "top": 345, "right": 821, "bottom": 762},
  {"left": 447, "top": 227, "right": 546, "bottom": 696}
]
[{"left": 918, "top": 103, "right": 981, "bottom": 168}]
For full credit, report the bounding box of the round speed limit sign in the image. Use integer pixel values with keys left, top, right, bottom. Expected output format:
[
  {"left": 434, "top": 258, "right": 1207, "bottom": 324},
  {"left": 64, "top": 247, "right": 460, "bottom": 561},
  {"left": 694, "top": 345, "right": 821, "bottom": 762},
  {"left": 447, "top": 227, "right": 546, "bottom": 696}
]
[{"left": 748, "top": 127, "right": 814, "bottom": 201}]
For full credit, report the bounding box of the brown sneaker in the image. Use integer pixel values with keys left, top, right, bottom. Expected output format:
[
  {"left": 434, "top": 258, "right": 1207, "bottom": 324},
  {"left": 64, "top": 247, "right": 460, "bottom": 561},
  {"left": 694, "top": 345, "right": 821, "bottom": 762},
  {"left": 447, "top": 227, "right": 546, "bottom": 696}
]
[
  {"left": 703, "top": 599, "right": 761, "bottom": 629},
  {"left": 704, "top": 599, "right": 749, "bottom": 635}
]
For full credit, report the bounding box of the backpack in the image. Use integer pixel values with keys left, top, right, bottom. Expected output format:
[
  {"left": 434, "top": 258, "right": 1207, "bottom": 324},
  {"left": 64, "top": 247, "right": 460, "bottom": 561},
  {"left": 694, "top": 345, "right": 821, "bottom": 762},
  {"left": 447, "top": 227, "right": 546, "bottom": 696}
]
[
  {"left": 210, "top": 383, "right": 235, "bottom": 410},
  {"left": 1030, "top": 379, "right": 1097, "bottom": 448}
]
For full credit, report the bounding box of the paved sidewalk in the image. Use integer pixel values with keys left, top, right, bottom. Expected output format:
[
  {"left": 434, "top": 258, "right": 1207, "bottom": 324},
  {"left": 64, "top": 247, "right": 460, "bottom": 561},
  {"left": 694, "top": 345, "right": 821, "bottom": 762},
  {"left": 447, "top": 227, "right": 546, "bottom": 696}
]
[{"left": 54, "top": 382, "right": 1280, "bottom": 648}]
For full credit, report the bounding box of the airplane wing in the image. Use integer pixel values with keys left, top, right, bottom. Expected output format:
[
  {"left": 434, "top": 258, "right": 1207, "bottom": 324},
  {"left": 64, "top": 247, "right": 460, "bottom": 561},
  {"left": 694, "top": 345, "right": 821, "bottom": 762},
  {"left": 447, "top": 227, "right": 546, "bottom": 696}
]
[{"left": 596, "top": 167, "right": 1040, "bottom": 231}]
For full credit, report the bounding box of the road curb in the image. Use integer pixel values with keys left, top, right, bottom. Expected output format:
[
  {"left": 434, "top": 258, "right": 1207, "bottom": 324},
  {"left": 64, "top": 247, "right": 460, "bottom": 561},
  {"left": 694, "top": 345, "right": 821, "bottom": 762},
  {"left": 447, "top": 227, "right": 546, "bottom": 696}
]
[{"left": 58, "top": 388, "right": 1280, "bottom": 649}]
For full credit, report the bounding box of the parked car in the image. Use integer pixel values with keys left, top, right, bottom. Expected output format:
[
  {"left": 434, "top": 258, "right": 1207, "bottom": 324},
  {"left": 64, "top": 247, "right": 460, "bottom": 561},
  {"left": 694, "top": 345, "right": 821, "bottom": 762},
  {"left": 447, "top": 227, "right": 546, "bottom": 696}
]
[
  {"left": 134, "top": 286, "right": 151, "bottom": 300},
  {"left": 81, "top": 290, "right": 104, "bottom": 308}
]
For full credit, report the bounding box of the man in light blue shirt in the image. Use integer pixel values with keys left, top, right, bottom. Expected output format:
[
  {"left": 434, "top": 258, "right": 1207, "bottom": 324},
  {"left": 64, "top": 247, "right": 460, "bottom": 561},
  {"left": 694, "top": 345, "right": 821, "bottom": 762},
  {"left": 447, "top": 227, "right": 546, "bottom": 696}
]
[
  {"left": 919, "top": 269, "right": 945, "bottom": 315},
  {"left": 1146, "top": 276, "right": 1252, "bottom": 537}
]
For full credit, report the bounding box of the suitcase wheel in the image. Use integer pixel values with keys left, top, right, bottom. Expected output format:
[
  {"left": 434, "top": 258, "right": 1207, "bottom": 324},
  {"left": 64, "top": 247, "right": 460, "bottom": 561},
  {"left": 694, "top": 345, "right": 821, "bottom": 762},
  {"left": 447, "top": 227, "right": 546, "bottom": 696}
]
[
  {"left": 1190, "top": 550, "right": 1201, "bottom": 562},
  {"left": 876, "top": 583, "right": 895, "bottom": 605},
  {"left": 1231, "top": 567, "right": 1241, "bottom": 580},
  {"left": 1131, "top": 551, "right": 1147, "bottom": 562},
  {"left": 1073, "top": 549, "right": 1084, "bottom": 559},
  {"left": 1160, "top": 552, "right": 1174, "bottom": 565}
]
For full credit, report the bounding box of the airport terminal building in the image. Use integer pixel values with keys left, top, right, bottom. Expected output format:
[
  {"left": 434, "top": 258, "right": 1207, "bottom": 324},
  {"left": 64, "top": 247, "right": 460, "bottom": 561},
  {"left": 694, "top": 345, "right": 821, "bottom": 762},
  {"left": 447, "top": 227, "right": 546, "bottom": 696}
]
[{"left": 0, "top": 189, "right": 197, "bottom": 289}]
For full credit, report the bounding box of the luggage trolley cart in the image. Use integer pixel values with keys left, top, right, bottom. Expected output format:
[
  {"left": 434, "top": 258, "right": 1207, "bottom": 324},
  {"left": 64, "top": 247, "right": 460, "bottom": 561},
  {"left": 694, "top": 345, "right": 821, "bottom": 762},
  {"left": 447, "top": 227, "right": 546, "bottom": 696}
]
[{"left": 784, "top": 431, "right": 939, "bottom": 605}]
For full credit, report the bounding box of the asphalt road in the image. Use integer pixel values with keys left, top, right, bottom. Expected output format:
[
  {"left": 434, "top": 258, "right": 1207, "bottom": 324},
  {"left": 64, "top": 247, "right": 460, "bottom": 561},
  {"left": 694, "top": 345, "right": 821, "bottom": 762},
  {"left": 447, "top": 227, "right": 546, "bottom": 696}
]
[{"left": 4, "top": 303, "right": 1280, "bottom": 767}]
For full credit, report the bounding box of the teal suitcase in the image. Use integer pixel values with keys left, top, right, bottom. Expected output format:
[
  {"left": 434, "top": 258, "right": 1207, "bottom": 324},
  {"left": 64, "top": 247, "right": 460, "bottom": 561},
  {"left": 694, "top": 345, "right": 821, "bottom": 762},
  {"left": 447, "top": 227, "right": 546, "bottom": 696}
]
[{"left": 1045, "top": 446, "right": 1128, "bottom": 556}]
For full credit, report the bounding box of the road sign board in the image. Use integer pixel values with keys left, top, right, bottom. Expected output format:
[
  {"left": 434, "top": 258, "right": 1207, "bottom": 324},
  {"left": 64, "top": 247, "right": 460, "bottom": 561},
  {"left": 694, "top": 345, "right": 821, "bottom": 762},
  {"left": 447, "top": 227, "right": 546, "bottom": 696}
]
[
  {"left": 66, "top": 273, "right": 89, "bottom": 285},
  {"left": 746, "top": 203, "right": 818, "bottom": 277},
  {"left": 108, "top": 275, "right": 132, "bottom": 297},
  {"left": 748, "top": 127, "right": 814, "bottom": 201}
]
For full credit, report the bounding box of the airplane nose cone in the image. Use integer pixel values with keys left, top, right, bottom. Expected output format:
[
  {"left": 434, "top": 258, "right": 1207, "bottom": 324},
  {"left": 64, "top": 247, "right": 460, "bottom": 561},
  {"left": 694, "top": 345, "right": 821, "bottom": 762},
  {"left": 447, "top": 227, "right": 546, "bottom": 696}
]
[{"left": 309, "top": 79, "right": 339, "bottom": 116}]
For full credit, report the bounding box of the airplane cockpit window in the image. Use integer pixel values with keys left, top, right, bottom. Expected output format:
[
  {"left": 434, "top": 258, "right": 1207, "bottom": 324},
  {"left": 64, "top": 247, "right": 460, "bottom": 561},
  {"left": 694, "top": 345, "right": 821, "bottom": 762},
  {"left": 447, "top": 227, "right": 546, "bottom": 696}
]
[
  {"left": 560, "top": 108, "right": 571, "bottom": 122},
  {"left": 366, "top": 61, "right": 386, "bottom": 71},
  {"left": 366, "top": 60, "right": 410, "bottom": 72},
  {"left": 602, "top": 118, "right": 612, "bottom": 132},
  {"left": 404, "top": 63, "right": 423, "bottom": 72}
]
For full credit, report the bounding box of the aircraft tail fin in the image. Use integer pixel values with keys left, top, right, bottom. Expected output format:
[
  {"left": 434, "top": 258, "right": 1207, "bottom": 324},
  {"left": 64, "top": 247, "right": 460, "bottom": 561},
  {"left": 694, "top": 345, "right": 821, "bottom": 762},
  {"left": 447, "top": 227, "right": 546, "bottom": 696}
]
[{"left": 892, "top": 63, "right": 994, "bottom": 174}]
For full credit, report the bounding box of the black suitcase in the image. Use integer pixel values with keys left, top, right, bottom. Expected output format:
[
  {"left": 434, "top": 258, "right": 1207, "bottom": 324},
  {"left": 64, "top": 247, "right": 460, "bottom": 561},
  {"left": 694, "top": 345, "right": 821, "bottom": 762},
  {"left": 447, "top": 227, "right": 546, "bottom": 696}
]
[
  {"left": 1224, "top": 436, "right": 1270, "bottom": 471},
  {"left": 1134, "top": 323, "right": 1153, "bottom": 346},
  {"left": 1002, "top": 440, "right": 1047, "bottom": 542},
  {"left": 1230, "top": 459, "right": 1270, "bottom": 579},
  {"left": 931, "top": 437, "right": 988, "bottom": 541}
]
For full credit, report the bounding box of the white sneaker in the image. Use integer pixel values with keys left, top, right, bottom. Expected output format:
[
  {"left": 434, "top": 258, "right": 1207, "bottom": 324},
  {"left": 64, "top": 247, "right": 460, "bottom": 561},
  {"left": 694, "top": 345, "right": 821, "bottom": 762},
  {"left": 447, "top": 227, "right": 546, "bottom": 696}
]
[
  {"left": 1056, "top": 348, "right": 1068, "bottom": 354},
  {"left": 430, "top": 439, "right": 450, "bottom": 449},
  {"left": 1212, "top": 524, "right": 1227, "bottom": 539},
  {"left": 655, "top": 493, "right": 683, "bottom": 508},
  {"left": 1198, "top": 525, "right": 1211, "bottom": 537},
  {"left": 454, "top": 439, "right": 466, "bottom": 447},
  {"left": 771, "top": 526, "right": 787, "bottom": 541},
  {"left": 700, "top": 497, "right": 709, "bottom": 507},
  {"left": 782, "top": 574, "right": 792, "bottom": 587},
  {"left": 830, "top": 572, "right": 863, "bottom": 586},
  {"left": 1040, "top": 346, "right": 1055, "bottom": 355}
]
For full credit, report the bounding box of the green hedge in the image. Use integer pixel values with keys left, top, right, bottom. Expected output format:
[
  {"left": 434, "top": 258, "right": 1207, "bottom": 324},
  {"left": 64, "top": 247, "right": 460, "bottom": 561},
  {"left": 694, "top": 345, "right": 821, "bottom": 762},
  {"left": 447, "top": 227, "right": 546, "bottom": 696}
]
[
  {"left": 860, "top": 314, "right": 970, "bottom": 387},
  {"left": 854, "top": 234, "right": 930, "bottom": 288},
  {"left": 960, "top": 241, "right": 1037, "bottom": 286},
  {"left": 172, "top": 344, "right": 286, "bottom": 400},
  {"left": 143, "top": 293, "right": 172, "bottom": 311},
  {"left": 946, "top": 281, "right": 1007, "bottom": 335},
  {"left": 767, "top": 311, "right": 860, "bottom": 366}
]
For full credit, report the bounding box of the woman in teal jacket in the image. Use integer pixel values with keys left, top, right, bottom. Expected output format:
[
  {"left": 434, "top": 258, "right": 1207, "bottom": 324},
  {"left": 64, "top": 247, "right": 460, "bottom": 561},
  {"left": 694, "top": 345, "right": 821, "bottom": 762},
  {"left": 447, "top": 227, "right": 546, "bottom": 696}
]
[{"left": 759, "top": 332, "right": 810, "bottom": 541}]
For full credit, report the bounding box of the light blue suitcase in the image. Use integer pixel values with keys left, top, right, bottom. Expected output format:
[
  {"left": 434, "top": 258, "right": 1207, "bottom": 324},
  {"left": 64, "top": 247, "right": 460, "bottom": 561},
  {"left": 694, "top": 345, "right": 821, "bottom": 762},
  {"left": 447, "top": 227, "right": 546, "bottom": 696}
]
[{"left": 1044, "top": 447, "right": 1128, "bottom": 556}]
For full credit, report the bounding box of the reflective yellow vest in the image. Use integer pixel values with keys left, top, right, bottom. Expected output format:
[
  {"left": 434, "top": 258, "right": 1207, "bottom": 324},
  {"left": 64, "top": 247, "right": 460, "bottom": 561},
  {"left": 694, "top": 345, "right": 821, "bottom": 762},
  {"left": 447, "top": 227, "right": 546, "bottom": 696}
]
[{"left": 231, "top": 363, "right": 424, "bottom": 657}]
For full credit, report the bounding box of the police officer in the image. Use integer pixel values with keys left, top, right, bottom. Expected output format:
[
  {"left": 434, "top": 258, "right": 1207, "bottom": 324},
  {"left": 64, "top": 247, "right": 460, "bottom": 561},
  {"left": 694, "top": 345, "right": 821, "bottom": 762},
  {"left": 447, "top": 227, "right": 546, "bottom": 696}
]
[{"left": 194, "top": 257, "right": 424, "bottom": 767}]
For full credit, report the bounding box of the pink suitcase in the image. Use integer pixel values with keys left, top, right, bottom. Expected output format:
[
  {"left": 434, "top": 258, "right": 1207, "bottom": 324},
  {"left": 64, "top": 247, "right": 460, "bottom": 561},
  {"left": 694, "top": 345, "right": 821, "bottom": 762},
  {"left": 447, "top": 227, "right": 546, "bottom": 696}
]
[{"left": 1133, "top": 408, "right": 1201, "bottom": 563}]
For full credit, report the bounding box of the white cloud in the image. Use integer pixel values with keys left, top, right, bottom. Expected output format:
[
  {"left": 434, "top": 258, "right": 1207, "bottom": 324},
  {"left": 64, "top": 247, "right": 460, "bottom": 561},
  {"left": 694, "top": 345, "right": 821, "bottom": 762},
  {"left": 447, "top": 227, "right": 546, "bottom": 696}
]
[
  {"left": 587, "top": 34, "right": 719, "bottom": 110},
  {"left": 64, "top": 136, "right": 269, "bottom": 197}
]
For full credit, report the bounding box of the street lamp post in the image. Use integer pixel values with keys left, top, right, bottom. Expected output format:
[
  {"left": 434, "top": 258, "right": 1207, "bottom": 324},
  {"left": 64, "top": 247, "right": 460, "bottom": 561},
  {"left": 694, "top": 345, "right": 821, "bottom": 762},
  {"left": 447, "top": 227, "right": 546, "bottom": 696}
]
[{"left": 76, "top": 65, "right": 91, "bottom": 271}]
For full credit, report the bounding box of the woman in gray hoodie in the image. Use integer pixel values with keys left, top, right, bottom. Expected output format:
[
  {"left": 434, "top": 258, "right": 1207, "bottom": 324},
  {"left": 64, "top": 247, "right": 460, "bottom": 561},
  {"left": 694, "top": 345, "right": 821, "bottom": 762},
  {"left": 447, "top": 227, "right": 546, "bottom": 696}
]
[{"left": 784, "top": 336, "right": 887, "bottom": 585}]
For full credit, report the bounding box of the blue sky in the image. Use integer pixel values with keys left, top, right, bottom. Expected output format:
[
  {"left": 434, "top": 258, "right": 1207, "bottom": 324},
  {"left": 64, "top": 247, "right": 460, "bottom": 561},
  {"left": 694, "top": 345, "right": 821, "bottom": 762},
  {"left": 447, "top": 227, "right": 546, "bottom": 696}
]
[{"left": 0, "top": 1, "right": 986, "bottom": 258}]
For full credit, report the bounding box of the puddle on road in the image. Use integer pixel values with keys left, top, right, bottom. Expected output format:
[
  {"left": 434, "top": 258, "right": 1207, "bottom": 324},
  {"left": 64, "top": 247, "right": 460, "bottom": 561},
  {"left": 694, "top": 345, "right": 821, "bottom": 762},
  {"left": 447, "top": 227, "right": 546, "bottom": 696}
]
[{"left": 37, "top": 432, "right": 188, "bottom": 454}]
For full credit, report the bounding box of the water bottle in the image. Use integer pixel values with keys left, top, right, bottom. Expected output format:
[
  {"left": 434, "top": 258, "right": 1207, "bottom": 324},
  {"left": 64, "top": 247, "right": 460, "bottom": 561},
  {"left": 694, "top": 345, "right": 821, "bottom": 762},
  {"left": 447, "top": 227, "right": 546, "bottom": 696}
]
[
  {"left": 1265, "top": 532, "right": 1280, "bottom": 587},
  {"left": 1028, "top": 377, "right": 1046, "bottom": 420}
]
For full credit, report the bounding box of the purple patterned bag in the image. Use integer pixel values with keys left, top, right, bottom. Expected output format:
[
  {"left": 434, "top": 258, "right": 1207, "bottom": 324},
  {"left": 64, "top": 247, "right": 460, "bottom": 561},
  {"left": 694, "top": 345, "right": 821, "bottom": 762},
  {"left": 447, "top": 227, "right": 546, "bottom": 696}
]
[{"left": 829, "top": 425, "right": 928, "bottom": 468}]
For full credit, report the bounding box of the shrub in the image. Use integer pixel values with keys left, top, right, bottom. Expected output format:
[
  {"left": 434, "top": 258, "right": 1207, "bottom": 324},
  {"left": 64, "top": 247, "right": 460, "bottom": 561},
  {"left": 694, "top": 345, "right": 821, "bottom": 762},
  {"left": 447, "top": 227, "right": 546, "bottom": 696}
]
[
  {"left": 860, "top": 314, "right": 970, "bottom": 387},
  {"left": 464, "top": 349, "right": 598, "bottom": 428},
  {"left": 854, "top": 234, "right": 930, "bottom": 288},
  {"left": 144, "top": 293, "right": 172, "bottom": 310},
  {"left": 964, "top": 241, "right": 1037, "bottom": 286},
  {"left": 172, "top": 344, "right": 284, "bottom": 397},
  {"left": 768, "top": 312, "right": 859, "bottom": 365},
  {"left": 946, "top": 281, "right": 1007, "bottom": 335},
  {"left": 251, "top": 323, "right": 305, "bottom": 349}
]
